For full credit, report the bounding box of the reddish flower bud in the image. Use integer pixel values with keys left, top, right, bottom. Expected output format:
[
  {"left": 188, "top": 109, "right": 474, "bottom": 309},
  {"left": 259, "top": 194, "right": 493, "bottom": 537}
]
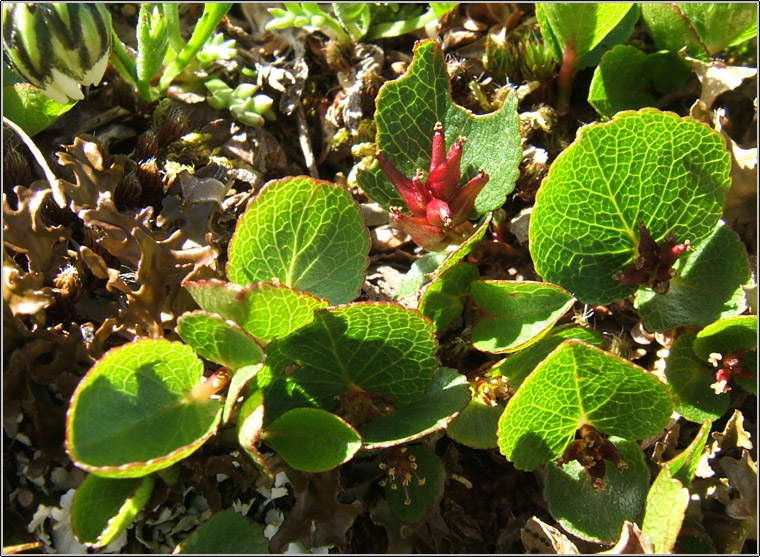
[
  {"left": 429, "top": 121, "right": 446, "bottom": 175},
  {"left": 391, "top": 209, "right": 450, "bottom": 251},
  {"left": 448, "top": 169, "right": 489, "bottom": 226},
  {"left": 376, "top": 123, "right": 486, "bottom": 250},
  {"left": 426, "top": 198, "right": 454, "bottom": 228},
  {"left": 377, "top": 152, "right": 428, "bottom": 217}
]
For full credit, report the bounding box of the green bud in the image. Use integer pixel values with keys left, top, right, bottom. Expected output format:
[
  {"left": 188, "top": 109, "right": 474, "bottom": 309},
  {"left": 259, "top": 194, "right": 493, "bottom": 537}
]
[
  {"left": 233, "top": 82, "right": 259, "bottom": 99},
  {"left": 230, "top": 105, "right": 264, "bottom": 127},
  {"left": 2, "top": 3, "right": 112, "bottom": 104},
  {"left": 251, "top": 94, "right": 273, "bottom": 114}
]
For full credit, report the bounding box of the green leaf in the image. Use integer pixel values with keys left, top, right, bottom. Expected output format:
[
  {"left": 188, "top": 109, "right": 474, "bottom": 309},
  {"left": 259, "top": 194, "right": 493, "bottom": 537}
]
[
  {"left": 419, "top": 263, "right": 479, "bottom": 331},
  {"left": 640, "top": 3, "right": 710, "bottom": 59},
  {"left": 395, "top": 252, "right": 448, "bottom": 300},
  {"left": 224, "top": 363, "right": 263, "bottom": 424},
  {"left": 184, "top": 280, "right": 329, "bottom": 344},
  {"left": 395, "top": 214, "right": 491, "bottom": 300},
  {"left": 435, "top": 213, "right": 492, "bottom": 275},
  {"left": 664, "top": 420, "right": 711, "bottom": 487},
  {"left": 536, "top": 3, "right": 637, "bottom": 69},
  {"left": 177, "top": 311, "right": 264, "bottom": 370},
  {"left": 589, "top": 46, "right": 691, "bottom": 118},
  {"left": 665, "top": 334, "right": 729, "bottom": 423},
  {"left": 72, "top": 474, "right": 155, "bottom": 548},
  {"left": 3, "top": 73, "right": 76, "bottom": 136},
  {"left": 262, "top": 408, "right": 361, "bottom": 472},
  {"left": 178, "top": 509, "right": 269, "bottom": 554},
  {"left": 445, "top": 393, "right": 505, "bottom": 450},
  {"left": 544, "top": 438, "right": 648, "bottom": 543},
  {"left": 227, "top": 176, "right": 369, "bottom": 305},
  {"left": 66, "top": 339, "right": 222, "bottom": 478},
  {"left": 530, "top": 109, "right": 731, "bottom": 305},
  {"left": 331, "top": 3, "right": 370, "bottom": 41},
  {"left": 135, "top": 4, "right": 170, "bottom": 84},
  {"left": 693, "top": 315, "right": 758, "bottom": 360},
  {"left": 490, "top": 325, "right": 604, "bottom": 388},
  {"left": 635, "top": 221, "right": 752, "bottom": 331},
  {"left": 498, "top": 340, "right": 672, "bottom": 471},
  {"left": 236, "top": 389, "right": 273, "bottom": 480},
  {"left": 357, "top": 40, "right": 521, "bottom": 216},
  {"left": 257, "top": 303, "right": 438, "bottom": 423},
  {"left": 383, "top": 445, "right": 445, "bottom": 523},
  {"left": 641, "top": 466, "right": 690, "bottom": 553},
  {"left": 470, "top": 281, "right": 576, "bottom": 354},
  {"left": 359, "top": 367, "right": 470, "bottom": 449},
  {"left": 643, "top": 3, "right": 758, "bottom": 57},
  {"left": 694, "top": 315, "right": 757, "bottom": 395}
]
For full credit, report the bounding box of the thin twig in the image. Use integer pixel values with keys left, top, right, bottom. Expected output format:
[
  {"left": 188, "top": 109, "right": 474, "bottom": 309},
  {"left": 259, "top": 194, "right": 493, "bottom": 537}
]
[
  {"left": 3, "top": 116, "right": 67, "bottom": 208},
  {"left": 294, "top": 101, "right": 319, "bottom": 178}
]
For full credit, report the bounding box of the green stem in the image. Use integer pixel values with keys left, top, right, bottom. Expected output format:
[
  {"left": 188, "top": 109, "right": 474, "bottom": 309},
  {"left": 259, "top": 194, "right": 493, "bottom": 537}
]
[
  {"left": 364, "top": 7, "right": 438, "bottom": 41},
  {"left": 161, "top": 3, "right": 184, "bottom": 53},
  {"left": 110, "top": 29, "right": 156, "bottom": 101},
  {"left": 158, "top": 2, "right": 231, "bottom": 93}
]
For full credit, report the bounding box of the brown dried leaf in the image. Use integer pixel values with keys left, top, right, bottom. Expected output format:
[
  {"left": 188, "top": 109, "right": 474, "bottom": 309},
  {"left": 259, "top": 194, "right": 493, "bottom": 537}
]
[
  {"left": 720, "top": 450, "right": 757, "bottom": 526},
  {"left": 3, "top": 255, "right": 55, "bottom": 316},
  {"left": 598, "top": 521, "right": 654, "bottom": 554},
  {"left": 56, "top": 137, "right": 126, "bottom": 211},
  {"left": 115, "top": 227, "right": 219, "bottom": 338},
  {"left": 696, "top": 410, "right": 753, "bottom": 479},
  {"left": 3, "top": 182, "right": 69, "bottom": 274},
  {"left": 688, "top": 58, "right": 756, "bottom": 110},
  {"left": 269, "top": 468, "right": 363, "bottom": 553},
  {"left": 520, "top": 516, "right": 580, "bottom": 554}
]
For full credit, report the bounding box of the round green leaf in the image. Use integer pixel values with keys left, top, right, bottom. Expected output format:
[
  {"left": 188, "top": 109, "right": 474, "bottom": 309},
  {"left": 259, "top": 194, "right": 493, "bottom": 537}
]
[
  {"left": 178, "top": 509, "right": 269, "bottom": 554},
  {"left": 498, "top": 340, "right": 672, "bottom": 471},
  {"left": 470, "top": 281, "right": 576, "bottom": 353},
  {"left": 490, "top": 325, "right": 603, "bottom": 388},
  {"left": 640, "top": 3, "right": 710, "bottom": 59},
  {"left": 536, "top": 3, "right": 637, "bottom": 68},
  {"left": 419, "top": 262, "right": 479, "bottom": 331},
  {"left": 359, "top": 367, "right": 470, "bottom": 449},
  {"left": 384, "top": 445, "right": 445, "bottom": 523},
  {"left": 183, "top": 280, "right": 329, "bottom": 344},
  {"left": 589, "top": 46, "right": 691, "bottom": 118},
  {"left": 635, "top": 221, "right": 751, "bottom": 331},
  {"left": 530, "top": 109, "right": 731, "bottom": 305},
  {"left": 3, "top": 74, "right": 76, "bottom": 136},
  {"left": 641, "top": 466, "right": 690, "bottom": 553},
  {"left": 642, "top": 3, "right": 757, "bottom": 60},
  {"left": 262, "top": 408, "right": 361, "bottom": 472},
  {"left": 227, "top": 176, "right": 369, "bottom": 305},
  {"left": 446, "top": 394, "right": 504, "bottom": 450},
  {"left": 72, "top": 474, "right": 155, "bottom": 548},
  {"left": 693, "top": 315, "right": 757, "bottom": 360},
  {"left": 544, "top": 438, "right": 649, "bottom": 544},
  {"left": 357, "top": 40, "right": 521, "bottom": 216},
  {"left": 66, "top": 339, "right": 222, "bottom": 478},
  {"left": 257, "top": 303, "right": 438, "bottom": 423},
  {"left": 177, "top": 311, "right": 264, "bottom": 370},
  {"left": 665, "top": 334, "right": 729, "bottom": 423}
]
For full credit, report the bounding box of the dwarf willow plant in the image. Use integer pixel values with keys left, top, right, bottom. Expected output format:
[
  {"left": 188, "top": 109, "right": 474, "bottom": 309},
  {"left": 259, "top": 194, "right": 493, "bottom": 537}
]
[{"left": 61, "top": 36, "right": 755, "bottom": 551}]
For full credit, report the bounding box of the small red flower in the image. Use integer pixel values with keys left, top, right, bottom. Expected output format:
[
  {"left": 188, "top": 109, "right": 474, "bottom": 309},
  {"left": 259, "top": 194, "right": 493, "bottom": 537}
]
[
  {"left": 612, "top": 219, "right": 690, "bottom": 294},
  {"left": 376, "top": 122, "right": 490, "bottom": 251},
  {"left": 557, "top": 424, "right": 627, "bottom": 490},
  {"left": 708, "top": 349, "right": 754, "bottom": 394}
]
